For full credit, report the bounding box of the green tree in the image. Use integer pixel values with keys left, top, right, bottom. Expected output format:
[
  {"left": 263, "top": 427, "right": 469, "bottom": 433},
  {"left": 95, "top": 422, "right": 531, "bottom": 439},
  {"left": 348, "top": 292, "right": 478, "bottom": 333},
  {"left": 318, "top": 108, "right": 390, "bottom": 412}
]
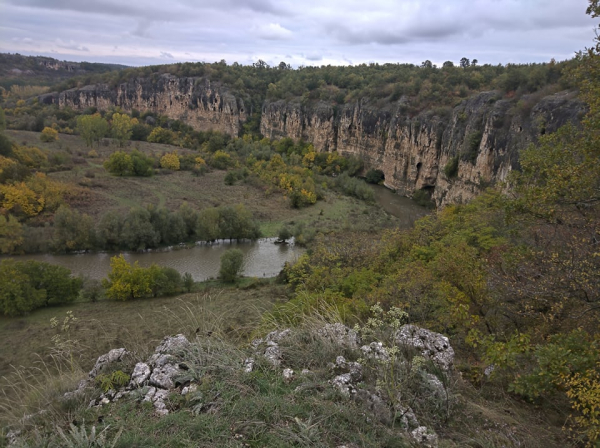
[
  {"left": 52, "top": 205, "right": 95, "bottom": 252},
  {"left": 104, "top": 151, "right": 133, "bottom": 176},
  {"left": 77, "top": 114, "right": 109, "bottom": 148},
  {"left": 121, "top": 207, "right": 160, "bottom": 250},
  {"left": 197, "top": 207, "right": 221, "bottom": 242},
  {"left": 0, "top": 259, "right": 46, "bottom": 316},
  {"left": 0, "top": 106, "right": 5, "bottom": 131},
  {"left": 210, "top": 150, "right": 233, "bottom": 170},
  {"left": 130, "top": 149, "right": 154, "bottom": 176},
  {"left": 0, "top": 214, "right": 23, "bottom": 254},
  {"left": 96, "top": 210, "right": 122, "bottom": 250},
  {"left": 0, "top": 259, "right": 81, "bottom": 315},
  {"left": 219, "top": 248, "right": 244, "bottom": 283},
  {"left": 183, "top": 272, "right": 194, "bottom": 292},
  {"left": 111, "top": 113, "right": 137, "bottom": 147},
  {"left": 20, "top": 260, "right": 82, "bottom": 306},
  {"left": 178, "top": 202, "right": 199, "bottom": 239}
]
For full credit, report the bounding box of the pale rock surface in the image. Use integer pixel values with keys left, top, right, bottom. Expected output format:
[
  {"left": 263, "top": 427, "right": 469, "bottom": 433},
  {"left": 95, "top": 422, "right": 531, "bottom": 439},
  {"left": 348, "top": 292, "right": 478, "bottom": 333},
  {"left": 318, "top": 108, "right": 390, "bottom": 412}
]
[{"left": 395, "top": 325, "right": 454, "bottom": 370}]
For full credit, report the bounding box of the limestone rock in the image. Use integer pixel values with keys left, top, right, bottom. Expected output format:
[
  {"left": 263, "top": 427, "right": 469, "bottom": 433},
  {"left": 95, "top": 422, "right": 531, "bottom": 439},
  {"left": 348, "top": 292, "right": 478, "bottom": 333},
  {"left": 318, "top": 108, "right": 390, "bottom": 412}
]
[
  {"left": 329, "top": 356, "right": 363, "bottom": 397},
  {"left": 144, "top": 387, "right": 171, "bottom": 416},
  {"left": 129, "top": 362, "right": 151, "bottom": 388},
  {"left": 88, "top": 348, "right": 129, "bottom": 379},
  {"left": 395, "top": 325, "right": 454, "bottom": 370},
  {"left": 282, "top": 368, "right": 295, "bottom": 382},
  {"left": 356, "top": 389, "right": 392, "bottom": 424},
  {"left": 252, "top": 329, "right": 291, "bottom": 366},
  {"left": 360, "top": 342, "right": 389, "bottom": 361},
  {"left": 243, "top": 357, "right": 255, "bottom": 373},
  {"left": 154, "top": 334, "right": 190, "bottom": 356},
  {"left": 411, "top": 426, "right": 438, "bottom": 448},
  {"left": 395, "top": 405, "right": 420, "bottom": 430},
  {"left": 149, "top": 363, "right": 181, "bottom": 390},
  {"left": 263, "top": 345, "right": 282, "bottom": 366},
  {"left": 317, "top": 323, "right": 360, "bottom": 349}
]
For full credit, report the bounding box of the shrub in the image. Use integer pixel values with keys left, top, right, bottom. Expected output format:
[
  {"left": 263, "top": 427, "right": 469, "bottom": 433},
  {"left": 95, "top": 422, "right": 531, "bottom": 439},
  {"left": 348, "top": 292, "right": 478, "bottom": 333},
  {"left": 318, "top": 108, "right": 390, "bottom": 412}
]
[
  {"left": 443, "top": 155, "right": 459, "bottom": 178},
  {"left": 160, "top": 152, "right": 180, "bottom": 170},
  {"left": 462, "top": 131, "right": 483, "bottom": 163},
  {"left": 104, "top": 151, "right": 133, "bottom": 176},
  {"left": 147, "top": 127, "right": 176, "bottom": 144},
  {"left": 40, "top": 127, "right": 58, "bottom": 142},
  {"left": 412, "top": 189, "right": 435, "bottom": 208},
  {"left": 219, "top": 249, "right": 244, "bottom": 283},
  {"left": 365, "top": 169, "right": 385, "bottom": 184}
]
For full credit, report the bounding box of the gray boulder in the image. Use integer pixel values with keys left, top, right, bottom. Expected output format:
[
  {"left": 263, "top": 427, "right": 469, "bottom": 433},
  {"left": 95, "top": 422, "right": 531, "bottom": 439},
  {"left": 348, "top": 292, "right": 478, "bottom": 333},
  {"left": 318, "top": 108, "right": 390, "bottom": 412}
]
[{"left": 395, "top": 325, "right": 454, "bottom": 370}]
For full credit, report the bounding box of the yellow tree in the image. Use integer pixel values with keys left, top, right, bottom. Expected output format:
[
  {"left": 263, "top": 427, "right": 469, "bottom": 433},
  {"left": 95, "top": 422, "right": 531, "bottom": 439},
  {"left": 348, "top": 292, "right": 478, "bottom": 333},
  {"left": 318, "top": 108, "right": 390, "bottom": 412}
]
[
  {"left": 111, "top": 113, "right": 138, "bottom": 147},
  {"left": 160, "top": 152, "right": 181, "bottom": 170},
  {"left": 0, "top": 182, "right": 44, "bottom": 217}
]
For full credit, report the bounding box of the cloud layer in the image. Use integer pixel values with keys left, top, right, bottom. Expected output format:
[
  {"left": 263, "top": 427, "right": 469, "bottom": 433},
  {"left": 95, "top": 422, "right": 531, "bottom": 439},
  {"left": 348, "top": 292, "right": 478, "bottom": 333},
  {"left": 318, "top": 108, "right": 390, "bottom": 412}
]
[{"left": 0, "top": 0, "right": 596, "bottom": 67}]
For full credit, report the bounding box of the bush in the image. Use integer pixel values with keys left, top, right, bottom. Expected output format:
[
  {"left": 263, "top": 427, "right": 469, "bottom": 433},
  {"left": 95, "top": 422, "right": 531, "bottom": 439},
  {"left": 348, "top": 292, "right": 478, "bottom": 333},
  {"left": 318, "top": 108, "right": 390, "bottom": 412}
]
[
  {"left": 104, "top": 151, "right": 133, "bottom": 176},
  {"left": 40, "top": 127, "right": 58, "bottom": 142},
  {"left": 443, "top": 155, "right": 459, "bottom": 178},
  {"left": 160, "top": 152, "right": 180, "bottom": 170},
  {"left": 80, "top": 278, "right": 104, "bottom": 302},
  {"left": 147, "top": 127, "right": 176, "bottom": 144},
  {"left": 365, "top": 169, "right": 385, "bottom": 184},
  {"left": 219, "top": 249, "right": 244, "bottom": 283},
  {"left": 412, "top": 189, "right": 435, "bottom": 208},
  {"left": 462, "top": 131, "right": 483, "bottom": 163}
]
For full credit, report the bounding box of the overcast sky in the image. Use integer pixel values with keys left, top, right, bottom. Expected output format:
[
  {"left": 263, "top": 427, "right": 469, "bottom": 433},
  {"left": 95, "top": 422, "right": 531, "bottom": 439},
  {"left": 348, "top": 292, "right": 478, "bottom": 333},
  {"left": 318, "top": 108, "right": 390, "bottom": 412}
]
[{"left": 0, "top": 0, "right": 597, "bottom": 68}]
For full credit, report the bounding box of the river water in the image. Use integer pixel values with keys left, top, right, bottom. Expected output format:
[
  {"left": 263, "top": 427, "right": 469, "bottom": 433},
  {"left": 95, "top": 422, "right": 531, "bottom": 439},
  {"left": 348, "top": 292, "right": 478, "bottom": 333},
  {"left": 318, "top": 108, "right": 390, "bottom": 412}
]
[
  {"left": 5, "top": 186, "right": 429, "bottom": 280},
  {"left": 7, "top": 238, "right": 302, "bottom": 281},
  {"left": 370, "top": 184, "right": 430, "bottom": 224}
]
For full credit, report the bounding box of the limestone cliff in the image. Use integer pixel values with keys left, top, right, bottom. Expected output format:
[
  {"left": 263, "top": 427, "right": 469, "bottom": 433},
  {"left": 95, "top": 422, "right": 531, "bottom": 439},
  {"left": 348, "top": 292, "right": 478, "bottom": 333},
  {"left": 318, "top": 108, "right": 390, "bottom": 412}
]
[
  {"left": 42, "top": 73, "right": 583, "bottom": 206},
  {"left": 40, "top": 74, "right": 246, "bottom": 136},
  {"left": 261, "top": 91, "right": 584, "bottom": 206}
]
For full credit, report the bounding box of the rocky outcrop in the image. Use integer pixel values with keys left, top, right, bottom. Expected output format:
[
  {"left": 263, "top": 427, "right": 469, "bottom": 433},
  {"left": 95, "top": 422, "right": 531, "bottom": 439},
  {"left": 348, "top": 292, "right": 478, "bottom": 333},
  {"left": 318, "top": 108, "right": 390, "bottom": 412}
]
[
  {"left": 41, "top": 74, "right": 246, "bottom": 136},
  {"left": 261, "top": 91, "right": 584, "bottom": 206}
]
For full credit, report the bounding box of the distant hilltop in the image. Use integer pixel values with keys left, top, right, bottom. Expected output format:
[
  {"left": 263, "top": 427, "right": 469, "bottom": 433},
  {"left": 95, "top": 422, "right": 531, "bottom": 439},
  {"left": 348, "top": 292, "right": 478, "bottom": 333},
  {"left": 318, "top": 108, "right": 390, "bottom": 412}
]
[{"left": 0, "top": 53, "right": 128, "bottom": 88}]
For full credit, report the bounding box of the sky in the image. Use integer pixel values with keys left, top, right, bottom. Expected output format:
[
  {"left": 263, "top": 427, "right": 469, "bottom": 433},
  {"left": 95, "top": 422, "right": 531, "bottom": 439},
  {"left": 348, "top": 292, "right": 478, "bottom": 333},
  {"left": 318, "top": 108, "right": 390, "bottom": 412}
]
[{"left": 0, "top": 0, "right": 597, "bottom": 68}]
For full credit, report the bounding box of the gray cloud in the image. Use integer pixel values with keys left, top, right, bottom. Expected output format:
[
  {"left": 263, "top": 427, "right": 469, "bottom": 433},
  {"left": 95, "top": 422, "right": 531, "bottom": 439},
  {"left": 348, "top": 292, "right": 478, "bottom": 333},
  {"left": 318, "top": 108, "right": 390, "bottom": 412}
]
[{"left": 0, "top": 0, "right": 596, "bottom": 67}]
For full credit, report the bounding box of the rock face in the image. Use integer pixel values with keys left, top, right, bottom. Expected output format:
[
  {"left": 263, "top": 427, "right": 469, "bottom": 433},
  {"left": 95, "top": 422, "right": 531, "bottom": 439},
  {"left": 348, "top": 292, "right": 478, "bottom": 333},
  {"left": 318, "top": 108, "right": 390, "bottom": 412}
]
[
  {"left": 261, "top": 91, "right": 583, "bottom": 206},
  {"left": 41, "top": 74, "right": 246, "bottom": 136},
  {"left": 44, "top": 73, "right": 583, "bottom": 207}
]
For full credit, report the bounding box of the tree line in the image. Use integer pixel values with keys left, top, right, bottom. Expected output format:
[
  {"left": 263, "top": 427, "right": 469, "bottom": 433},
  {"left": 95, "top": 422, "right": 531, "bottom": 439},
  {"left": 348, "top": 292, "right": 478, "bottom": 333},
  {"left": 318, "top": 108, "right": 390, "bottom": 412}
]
[{"left": 47, "top": 202, "right": 262, "bottom": 253}]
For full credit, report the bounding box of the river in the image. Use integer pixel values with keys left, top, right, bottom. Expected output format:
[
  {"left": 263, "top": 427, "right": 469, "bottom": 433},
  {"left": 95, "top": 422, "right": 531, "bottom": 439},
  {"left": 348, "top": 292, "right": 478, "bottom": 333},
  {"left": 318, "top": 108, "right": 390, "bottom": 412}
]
[
  {"left": 4, "top": 186, "right": 429, "bottom": 280},
  {"left": 6, "top": 238, "right": 302, "bottom": 281},
  {"left": 370, "top": 184, "right": 430, "bottom": 224}
]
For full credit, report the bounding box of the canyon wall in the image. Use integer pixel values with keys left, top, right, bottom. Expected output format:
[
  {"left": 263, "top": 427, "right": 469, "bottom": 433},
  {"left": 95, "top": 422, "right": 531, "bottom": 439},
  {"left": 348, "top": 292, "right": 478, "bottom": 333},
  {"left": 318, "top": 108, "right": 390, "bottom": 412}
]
[
  {"left": 42, "top": 75, "right": 584, "bottom": 206},
  {"left": 261, "top": 91, "right": 583, "bottom": 206},
  {"left": 40, "top": 74, "right": 246, "bottom": 136}
]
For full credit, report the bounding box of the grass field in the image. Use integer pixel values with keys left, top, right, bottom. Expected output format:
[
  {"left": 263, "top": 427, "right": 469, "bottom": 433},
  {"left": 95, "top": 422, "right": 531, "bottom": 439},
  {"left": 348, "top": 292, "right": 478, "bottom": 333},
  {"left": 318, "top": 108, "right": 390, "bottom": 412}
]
[{"left": 0, "top": 279, "right": 288, "bottom": 381}]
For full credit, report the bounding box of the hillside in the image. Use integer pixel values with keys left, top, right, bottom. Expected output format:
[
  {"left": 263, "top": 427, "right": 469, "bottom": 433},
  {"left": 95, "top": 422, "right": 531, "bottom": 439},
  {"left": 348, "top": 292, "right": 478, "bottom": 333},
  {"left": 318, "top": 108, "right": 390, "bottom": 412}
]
[{"left": 0, "top": 53, "right": 128, "bottom": 90}]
